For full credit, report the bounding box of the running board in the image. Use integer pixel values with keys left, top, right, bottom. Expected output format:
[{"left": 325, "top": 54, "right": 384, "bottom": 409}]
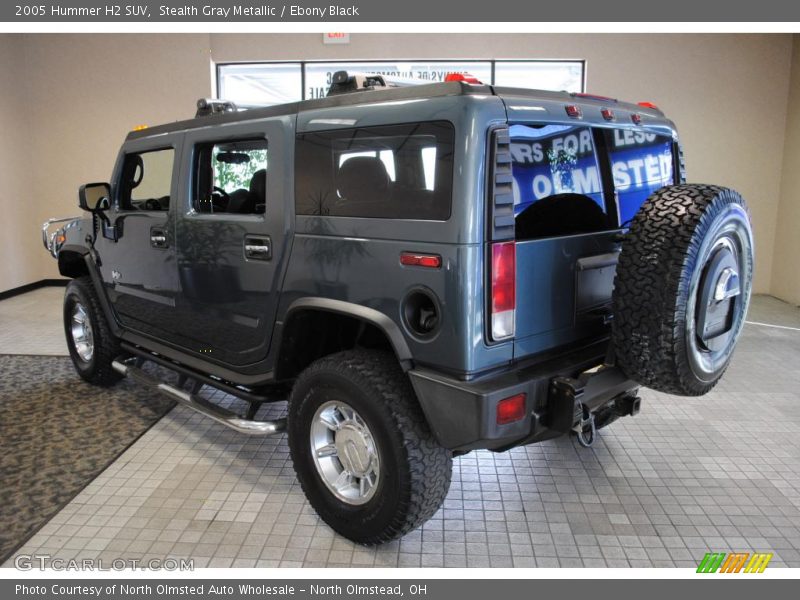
[{"left": 111, "top": 360, "right": 286, "bottom": 436}]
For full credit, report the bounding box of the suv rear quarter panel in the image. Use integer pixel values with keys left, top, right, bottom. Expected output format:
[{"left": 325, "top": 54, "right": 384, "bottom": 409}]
[{"left": 280, "top": 95, "right": 512, "bottom": 375}]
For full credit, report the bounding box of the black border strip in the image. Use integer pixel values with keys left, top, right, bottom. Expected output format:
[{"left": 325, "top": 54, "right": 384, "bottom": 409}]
[{"left": 0, "top": 279, "right": 68, "bottom": 302}]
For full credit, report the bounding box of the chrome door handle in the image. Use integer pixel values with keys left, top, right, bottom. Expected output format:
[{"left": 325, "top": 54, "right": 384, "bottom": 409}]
[
  {"left": 150, "top": 227, "right": 168, "bottom": 248},
  {"left": 244, "top": 236, "right": 271, "bottom": 260}
]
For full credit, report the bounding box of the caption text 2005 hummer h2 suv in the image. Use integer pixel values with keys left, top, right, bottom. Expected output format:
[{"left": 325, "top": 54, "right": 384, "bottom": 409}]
[{"left": 43, "top": 72, "right": 754, "bottom": 544}]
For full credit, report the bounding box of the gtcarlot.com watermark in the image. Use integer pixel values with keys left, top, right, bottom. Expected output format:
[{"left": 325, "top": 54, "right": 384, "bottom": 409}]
[{"left": 14, "top": 554, "right": 194, "bottom": 571}]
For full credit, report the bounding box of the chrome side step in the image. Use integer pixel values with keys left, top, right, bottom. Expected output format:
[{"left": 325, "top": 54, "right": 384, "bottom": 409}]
[{"left": 112, "top": 360, "right": 286, "bottom": 436}]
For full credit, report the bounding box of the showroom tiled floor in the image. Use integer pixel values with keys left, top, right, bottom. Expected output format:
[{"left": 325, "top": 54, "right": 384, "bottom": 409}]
[{"left": 2, "top": 289, "right": 800, "bottom": 568}]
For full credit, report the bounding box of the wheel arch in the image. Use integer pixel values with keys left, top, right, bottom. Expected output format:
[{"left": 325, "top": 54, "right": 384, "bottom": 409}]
[
  {"left": 57, "top": 245, "right": 90, "bottom": 278},
  {"left": 275, "top": 298, "right": 412, "bottom": 382}
]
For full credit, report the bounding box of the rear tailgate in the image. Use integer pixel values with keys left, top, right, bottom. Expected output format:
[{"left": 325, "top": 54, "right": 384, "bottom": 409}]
[
  {"left": 514, "top": 232, "right": 619, "bottom": 358},
  {"left": 499, "top": 97, "right": 676, "bottom": 362}
]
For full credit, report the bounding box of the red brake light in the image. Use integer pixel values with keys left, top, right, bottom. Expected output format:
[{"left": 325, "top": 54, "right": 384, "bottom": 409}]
[
  {"left": 565, "top": 105, "right": 582, "bottom": 118},
  {"left": 491, "top": 242, "right": 515, "bottom": 340},
  {"left": 445, "top": 73, "right": 482, "bottom": 84},
  {"left": 496, "top": 393, "right": 526, "bottom": 425},
  {"left": 637, "top": 101, "right": 659, "bottom": 110},
  {"left": 400, "top": 252, "right": 442, "bottom": 269}
]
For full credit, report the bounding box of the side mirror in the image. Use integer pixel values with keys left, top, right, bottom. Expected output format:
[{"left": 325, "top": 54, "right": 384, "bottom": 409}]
[{"left": 79, "top": 182, "right": 111, "bottom": 212}]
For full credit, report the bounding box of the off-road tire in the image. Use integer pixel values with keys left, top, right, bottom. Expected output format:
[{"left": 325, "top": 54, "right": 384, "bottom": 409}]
[
  {"left": 288, "top": 349, "right": 452, "bottom": 544},
  {"left": 612, "top": 184, "right": 753, "bottom": 396},
  {"left": 63, "top": 276, "right": 123, "bottom": 386}
]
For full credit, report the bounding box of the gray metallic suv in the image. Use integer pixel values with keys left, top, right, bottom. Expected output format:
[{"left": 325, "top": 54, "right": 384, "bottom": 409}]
[{"left": 43, "top": 73, "right": 754, "bottom": 543}]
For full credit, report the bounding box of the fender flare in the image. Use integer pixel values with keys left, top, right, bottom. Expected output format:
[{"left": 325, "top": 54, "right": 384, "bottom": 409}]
[{"left": 282, "top": 297, "right": 413, "bottom": 368}]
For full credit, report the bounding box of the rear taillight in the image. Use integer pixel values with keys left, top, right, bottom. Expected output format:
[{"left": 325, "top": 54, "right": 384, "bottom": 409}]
[{"left": 491, "top": 241, "right": 516, "bottom": 340}]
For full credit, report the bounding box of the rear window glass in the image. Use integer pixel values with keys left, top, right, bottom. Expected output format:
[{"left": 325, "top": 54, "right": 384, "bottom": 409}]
[
  {"left": 605, "top": 129, "right": 674, "bottom": 225},
  {"left": 510, "top": 124, "right": 610, "bottom": 239},
  {"left": 295, "top": 121, "right": 455, "bottom": 220}
]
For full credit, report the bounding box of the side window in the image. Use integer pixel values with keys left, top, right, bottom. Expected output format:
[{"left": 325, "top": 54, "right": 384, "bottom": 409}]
[
  {"left": 510, "top": 124, "right": 609, "bottom": 240},
  {"left": 193, "top": 139, "right": 268, "bottom": 215},
  {"left": 295, "top": 121, "right": 454, "bottom": 221},
  {"left": 119, "top": 148, "right": 175, "bottom": 211},
  {"left": 605, "top": 129, "right": 674, "bottom": 226}
]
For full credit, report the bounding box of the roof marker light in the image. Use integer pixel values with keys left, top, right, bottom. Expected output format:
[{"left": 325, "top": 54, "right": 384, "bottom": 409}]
[
  {"left": 631, "top": 113, "right": 642, "bottom": 125},
  {"left": 637, "top": 101, "right": 660, "bottom": 110},
  {"left": 444, "top": 73, "right": 482, "bottom": 84},
  {"left": 565, "top": 105, "right": 582, "bottom": 118},
  {"left": 601, "top": 108, "right": 615, "bottom": 121}
]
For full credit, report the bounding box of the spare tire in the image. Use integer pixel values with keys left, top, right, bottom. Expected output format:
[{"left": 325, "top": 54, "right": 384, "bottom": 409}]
[{"left": 612, "top": 184, "right": 754, "bottom": 396}]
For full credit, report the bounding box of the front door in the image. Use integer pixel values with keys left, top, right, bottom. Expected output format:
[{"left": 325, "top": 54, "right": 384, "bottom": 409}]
[
  {"left": 167, "top": 118, "right": 292, "bottom": 367},
  {"left": 99, "top": 137, "right": 183, "bottom": 340}
]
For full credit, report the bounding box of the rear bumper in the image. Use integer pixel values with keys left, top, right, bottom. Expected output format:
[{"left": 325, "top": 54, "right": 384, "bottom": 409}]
[{"left": 408, "top": 340, "right": 639, "bottom": 451}]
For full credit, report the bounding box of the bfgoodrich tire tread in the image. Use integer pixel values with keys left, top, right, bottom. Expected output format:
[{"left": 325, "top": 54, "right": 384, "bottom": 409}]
[
  {"left": 612, "top": 184, "right": 753, "bottom": 396},
  {"left": 64, "top": 276, "right": 123, "bottom": 387},
  {"left": 288, "top": 350, "right": 452, "bottom": 545}
]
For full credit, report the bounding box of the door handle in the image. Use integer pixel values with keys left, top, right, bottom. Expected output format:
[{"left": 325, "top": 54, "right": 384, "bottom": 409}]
[
  {"left": 244, "top": 236, "right": 271, "bottom": 261},
  {"left": 150, "top": 227, "right": 168, "bottom": 249}
]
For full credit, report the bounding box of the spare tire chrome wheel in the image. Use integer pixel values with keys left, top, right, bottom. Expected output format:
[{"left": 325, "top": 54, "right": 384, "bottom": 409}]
[
  {"left": 613, "top": 185, "right": 754, "bottom": 396},
  {"left": 310, "top": 401, "right": 381, "bottom": 505}
]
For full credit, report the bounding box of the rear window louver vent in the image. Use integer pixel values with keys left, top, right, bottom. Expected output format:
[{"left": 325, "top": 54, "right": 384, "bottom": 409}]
[
  {"left": 676, "top": 140, "right": 687, "bottom": 183},
  {"left": 489, "top": 126, "right": 515, "bottom": 241}
]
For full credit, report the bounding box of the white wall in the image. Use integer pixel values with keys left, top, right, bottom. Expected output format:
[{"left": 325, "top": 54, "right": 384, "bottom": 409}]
[
  {"left": 1, "top": 33, "right": 796, "bottom": 302},
  {"left": 0, "top": 35, "right": 37, "bottom": 291},
  {"left": 772, "top": 35, "right": 800, "bottom": 306}
]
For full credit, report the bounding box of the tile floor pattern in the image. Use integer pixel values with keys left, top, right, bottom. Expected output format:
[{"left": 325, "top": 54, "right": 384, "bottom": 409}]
[
  {"left": 1, "top": 290, "right": 800, "bottom": 568},
  {"left": 0, "top": 286, "right": 69, "bottom": 355}
]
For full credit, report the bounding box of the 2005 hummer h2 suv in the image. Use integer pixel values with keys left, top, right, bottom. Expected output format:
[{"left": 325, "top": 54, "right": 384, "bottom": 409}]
[{"left": 42, "top": 72, "right": 754, "bottom": 544}]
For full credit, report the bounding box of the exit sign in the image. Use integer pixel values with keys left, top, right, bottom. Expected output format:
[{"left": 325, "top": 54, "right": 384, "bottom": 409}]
[{"left": 323, "top": 33, "right": 350, "bottom": 45}]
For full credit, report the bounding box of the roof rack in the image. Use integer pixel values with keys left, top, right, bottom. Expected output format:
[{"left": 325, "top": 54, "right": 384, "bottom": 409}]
[
  {"left": 196, "top": 98, "right": 238, "bottom": 118},
  {"left": 326, "top": 70, "right": 417, "bottom": 96}
]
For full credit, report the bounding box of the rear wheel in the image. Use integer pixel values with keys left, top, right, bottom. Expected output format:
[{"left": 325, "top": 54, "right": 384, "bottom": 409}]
[
  {"left": 288, "top": 349, "right": 452, "bottom": 544},
  {"left": 63, "top": 276, "right": 123, "bottom": 386},
  {"left": 612, "top": 184, "right": 754, "bottom": 396}
]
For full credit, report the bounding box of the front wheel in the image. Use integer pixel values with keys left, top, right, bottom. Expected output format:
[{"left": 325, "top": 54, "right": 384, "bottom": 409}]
[
  {"left": 63, "top": 276, "right": 123, "bottom": 386},
  {"left": 288, "top": 350, "right": 452, "bottom": 544}
]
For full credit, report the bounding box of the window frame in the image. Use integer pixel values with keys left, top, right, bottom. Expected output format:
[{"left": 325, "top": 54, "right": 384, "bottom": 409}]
[
  {"left": 190, "top": 138, "right": 270, "bottom": 217},
  {"left": 115, "top": 146, "right": 177, "bottom": 213},
  {"left": 215, "top": 59, "right": 586, "bottom": 107},
  {"left": 294, "top": 120, "right": 457, "bottom": 221}
]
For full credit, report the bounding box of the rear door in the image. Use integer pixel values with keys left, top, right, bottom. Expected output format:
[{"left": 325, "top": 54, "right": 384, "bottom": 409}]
[
  {"left": 503, "top": 112, "right": 675, "bottom": 360},
  {"left": 166, "top": 118, "right": 293, "bottom": 367}
]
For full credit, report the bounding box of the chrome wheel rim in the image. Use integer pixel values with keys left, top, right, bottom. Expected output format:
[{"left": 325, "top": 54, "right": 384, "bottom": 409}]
[
  {"left": 686, "top": 205, "right": 752, "bottom": 381},
  {"left": 310, "top": 401, "right": 380, "bottom": 505},
  {"left": 70, "top": 302, "right": 94, "bottom": 363}
]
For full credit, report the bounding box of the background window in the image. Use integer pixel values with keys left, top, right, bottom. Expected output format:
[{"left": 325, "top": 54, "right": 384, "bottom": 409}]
[
  {"left": 217, "top": 60, "right": 585, "bottom": 107},
  {"left": 303, "top": 61, "right": 492, "bottom": 100},
  {"left": 295, "top": 121, "right": 454, "bottom": 220},
  {"left": 194, "top": 140, "right": 268, "bottom": 215},
  {"left": 494, "top": 61, "right": 584, "bottom": 93},
  {"left": 217, "top": 63, "right": 302, "bottom": 107},
  {"left": 119, "top": 148, "right": 174, "bottom": 211}
]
